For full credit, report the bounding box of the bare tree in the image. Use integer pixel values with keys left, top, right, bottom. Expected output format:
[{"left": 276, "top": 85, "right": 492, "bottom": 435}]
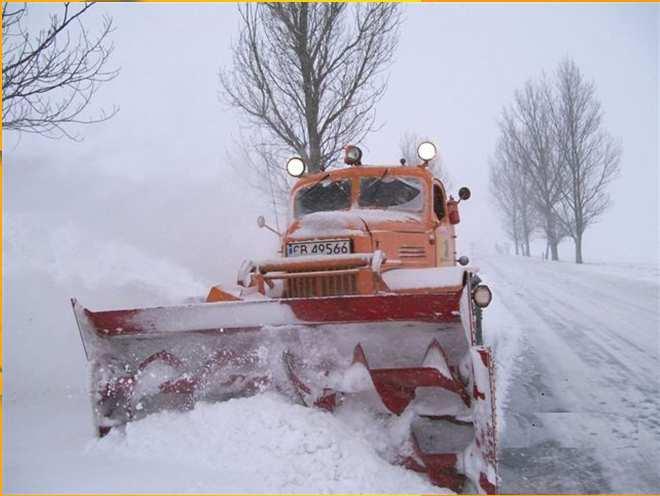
[
  {"left": 226, "top": 132, "right": 293, "bottom": 228},
  {"left": 220, "top": 3, "right": 401, "bottom": 176},
  {"left": 399, "top": 131, "right": 450, "bottom": 185},
  {"left": 489, "top": 159, "right": 522, "bottom": 255},
  {"left": 500, "top": 79, "right": 566, "bottom": 261},
  {"left": 2, "top": 2, "right": 119, "bottom": 139},
  {"left": 490, "top": 135, "right": 538, "bottom": 256},
  {"left": 551, "top": 59, "right": 621, "bottom": 263}
]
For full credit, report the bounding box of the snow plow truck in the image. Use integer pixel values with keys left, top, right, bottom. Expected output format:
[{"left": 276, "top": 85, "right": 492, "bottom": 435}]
[{"left": 72, "top": 141, "right": 497, "bottom": 493}]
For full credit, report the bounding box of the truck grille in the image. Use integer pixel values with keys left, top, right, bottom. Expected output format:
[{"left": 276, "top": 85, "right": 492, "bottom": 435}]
[
  {"left": 286, "top": 273, "right": 357, "bottom": 298},
  {"left": 398, "top": 245, "right": 426, "bottom": 259}
]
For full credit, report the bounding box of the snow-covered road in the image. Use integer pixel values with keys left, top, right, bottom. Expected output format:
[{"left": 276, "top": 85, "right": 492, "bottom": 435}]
[{"left": 482, "top": 255, "right": 660, "bottom": 493}]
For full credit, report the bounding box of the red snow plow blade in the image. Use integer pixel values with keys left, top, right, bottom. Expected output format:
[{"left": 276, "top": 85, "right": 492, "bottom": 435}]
[{"left": 72, "top": 282, "right": 497, "bottom": 493}]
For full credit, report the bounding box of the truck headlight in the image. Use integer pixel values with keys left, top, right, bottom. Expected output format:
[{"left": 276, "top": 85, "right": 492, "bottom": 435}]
[
  {"left": 286, "top": 157, "right": 306, "bottom": 177},
  {"left": 417, "top": 141, "right": 437, "bottom": 162},
  {"left": 473, "top": 285, "right": 492, "bottom": 308}
]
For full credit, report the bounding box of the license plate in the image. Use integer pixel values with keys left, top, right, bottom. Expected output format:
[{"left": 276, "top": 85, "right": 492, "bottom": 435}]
[{"left": 286, "top": 239, "right": 351, "bottom": 257}]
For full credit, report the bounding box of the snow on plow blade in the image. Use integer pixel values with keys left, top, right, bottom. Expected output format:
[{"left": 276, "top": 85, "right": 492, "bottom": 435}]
[{"left": 72, "top": 285, "right": 497, "bottom": 493}]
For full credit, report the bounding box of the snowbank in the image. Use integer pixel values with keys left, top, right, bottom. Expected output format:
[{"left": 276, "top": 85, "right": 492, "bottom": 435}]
[
  {"left": 5, "top": 213, "right": 209, "bottom": 308},
  {"left": 476, "top": 260, "right": 526, "bottom": 434},
  {"left": 88, "top": 393, "right": 442, "bottom": 494}
]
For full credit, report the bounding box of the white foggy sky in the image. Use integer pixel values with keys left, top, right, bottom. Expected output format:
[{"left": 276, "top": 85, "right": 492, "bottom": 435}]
[{"left": 4, "top": 3, "right": 658, "bottom": 282}]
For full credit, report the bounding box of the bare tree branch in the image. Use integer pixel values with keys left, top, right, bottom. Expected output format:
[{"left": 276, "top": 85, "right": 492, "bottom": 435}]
[
  {"left": 219, "top": 3, "right": 401, "bottom": 181},
  {"left": 2, "top": 2, "right": 120, "bottom": 140},
  {"left": 550, "top": 58, "right": 621, "bottom": 263},
  {"left": 489, "top": 133, "right": 539, "bottom": 256},
  {"left": 498, "top": 77, "right": 567, "bottom": 260},
  {"left": 225, "top": 131, "right": 296, "bottom": 225},
  {"left": 491, "top": 59, "right": 621, "bottom": 263}
]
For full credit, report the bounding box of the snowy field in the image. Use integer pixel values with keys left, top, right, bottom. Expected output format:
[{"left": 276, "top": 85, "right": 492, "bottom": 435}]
[{"left": 3, "top": 220, "right": 659, "bottom": 493}]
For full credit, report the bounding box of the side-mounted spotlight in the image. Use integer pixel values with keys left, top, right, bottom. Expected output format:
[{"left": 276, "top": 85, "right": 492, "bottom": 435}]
[{"left": 344, "top": 145, "right": 363, "bottom": 166}]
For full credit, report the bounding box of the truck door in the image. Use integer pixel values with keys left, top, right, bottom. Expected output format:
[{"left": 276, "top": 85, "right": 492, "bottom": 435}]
[{"left": 433, "top": 182, "right": 455, "bottom": 266}]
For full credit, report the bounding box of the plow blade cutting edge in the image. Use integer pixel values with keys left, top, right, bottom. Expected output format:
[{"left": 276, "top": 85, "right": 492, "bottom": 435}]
[{"left": 72, "top": 283, "right": 497, "bottom": 493}]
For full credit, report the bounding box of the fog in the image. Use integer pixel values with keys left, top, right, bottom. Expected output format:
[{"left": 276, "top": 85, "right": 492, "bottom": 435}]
[{"left": 5, "top": 3, "right": 658, "bottom": 290}]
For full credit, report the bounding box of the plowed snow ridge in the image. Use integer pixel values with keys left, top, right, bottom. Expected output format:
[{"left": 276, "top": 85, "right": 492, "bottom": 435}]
[{"left": 88, "top": 393, "right": 441, "bottom": 493}]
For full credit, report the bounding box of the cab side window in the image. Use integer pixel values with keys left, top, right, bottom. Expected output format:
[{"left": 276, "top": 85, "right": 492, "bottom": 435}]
[{"left": 433, "top": 184, "right": 446, "bottom": 221}]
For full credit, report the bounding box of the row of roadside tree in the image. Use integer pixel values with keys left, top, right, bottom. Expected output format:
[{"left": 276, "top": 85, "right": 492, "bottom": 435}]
[{"left": 490, "top": 59, "right": 621, "bottom": 263}]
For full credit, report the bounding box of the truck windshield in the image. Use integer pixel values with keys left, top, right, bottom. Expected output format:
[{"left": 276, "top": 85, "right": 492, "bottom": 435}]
[
  {"left": 294, "top": 179, "right": 351, "bottom": 217},
  {"left": 358, "top": 176, "right": 424, "bottom": 212}
]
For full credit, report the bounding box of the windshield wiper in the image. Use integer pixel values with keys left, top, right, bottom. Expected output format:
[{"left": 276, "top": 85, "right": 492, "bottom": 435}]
[
  {"left": 298, "top": 173, "right": 330, "bottom": 200},
  {"left": 362, "top": 169, "right": 390, "bottom": 194}
]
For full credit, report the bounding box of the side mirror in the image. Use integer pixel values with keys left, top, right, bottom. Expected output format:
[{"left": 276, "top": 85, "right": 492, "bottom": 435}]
[
  {"left": 457, "top": 255, "right": 470, "bottom": 266},
  {"left": 256, "top": 215, "right": 281, "bottom": 237},
  {"left": 458, "top": 187, "right": 471, "bottom": 201}
]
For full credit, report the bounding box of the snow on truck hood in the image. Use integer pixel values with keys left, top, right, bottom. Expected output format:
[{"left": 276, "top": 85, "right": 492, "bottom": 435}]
[
  {"left": 382, "top": 267, "right": 468, "bottom": 290},
  {"left": 289, "top": 209, "right": 422, "bottom": 240}
]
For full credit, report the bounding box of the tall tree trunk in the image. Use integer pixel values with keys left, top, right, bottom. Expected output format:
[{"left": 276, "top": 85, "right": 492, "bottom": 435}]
[
  {"left": 550, "top": 241, "right": 559, "bottom": 261},
  {"left": 308, "top": 130, "right": 322, "bottom": 171},
  {"left": 546, "top": 215, "right": 559, "bottom": 261},
  {"left": 522, "top": 221, "right": 531, "bottom": 256},
  {"left": 297, "top": 4, "right": 323, "bottom": 173},
  {"left": 575, "top": 235, "right": 583, "bottom": 264}
]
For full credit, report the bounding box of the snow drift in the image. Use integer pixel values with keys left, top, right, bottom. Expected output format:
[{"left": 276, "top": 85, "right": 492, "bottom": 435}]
[
  {"left": 3, "top": 213, "right": 443, "bottom": 493},
  {"left": 89, "top": 393, "right": 442, "bottom": 493}
]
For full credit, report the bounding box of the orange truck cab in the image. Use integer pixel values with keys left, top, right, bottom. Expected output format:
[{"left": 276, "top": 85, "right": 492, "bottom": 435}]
[{"left": 208, "top": 143, "right": 474, "bottom": 302}]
